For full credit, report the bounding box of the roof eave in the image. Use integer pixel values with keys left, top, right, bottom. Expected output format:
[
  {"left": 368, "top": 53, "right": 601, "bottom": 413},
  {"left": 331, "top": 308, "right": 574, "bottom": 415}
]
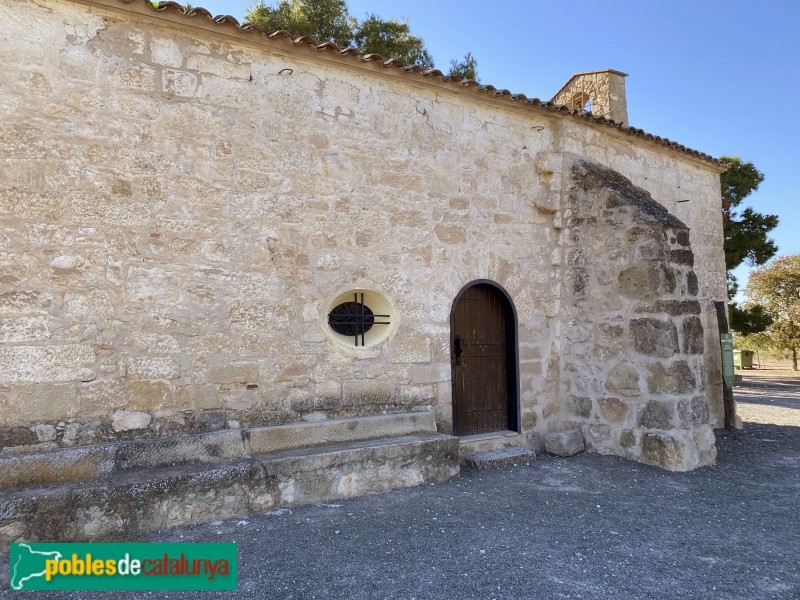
[{"left": 66, "top": 0, "right": 725, "bottom": 171}]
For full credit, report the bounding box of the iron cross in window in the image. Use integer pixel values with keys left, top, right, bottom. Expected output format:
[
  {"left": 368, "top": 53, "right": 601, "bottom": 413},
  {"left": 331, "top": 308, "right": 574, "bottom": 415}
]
[{"left": 328, "top": 293, "right": 390, "bottom": 347}]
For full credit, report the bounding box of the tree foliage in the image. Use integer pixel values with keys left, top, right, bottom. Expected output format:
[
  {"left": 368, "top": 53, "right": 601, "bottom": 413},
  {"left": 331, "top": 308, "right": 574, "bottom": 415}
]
[
  {"left": 448, "top": 52, "right": 479, "bottom": 82},
  {"left": 353, "top": 14, "right": 433, "bottom": 69},
  {"left": 720, "top": 156, "right": 779, "bottom": 335},
  {"left": 721, "top": 157, "right": 764, "bottom": 213},
  {"left": 721, "top": 156, "right": 778, "bottom": 276},
  {"left": 245, "top": 0, "right": 475, "bottom": 77},
  {"left": 246, "top": 0, "right": 355, "bottom": 47},
  {"left": 743, "top": 254, "right": 800, "bottom": 370},
  {"left": 728, "top": 302, "right": 773, "bottom": 337}
]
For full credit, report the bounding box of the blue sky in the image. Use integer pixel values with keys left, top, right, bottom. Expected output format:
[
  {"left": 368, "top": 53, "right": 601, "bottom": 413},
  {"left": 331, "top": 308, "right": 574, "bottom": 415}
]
[{"left": 190, "top": 0, "right": 798, "bottom": 294}]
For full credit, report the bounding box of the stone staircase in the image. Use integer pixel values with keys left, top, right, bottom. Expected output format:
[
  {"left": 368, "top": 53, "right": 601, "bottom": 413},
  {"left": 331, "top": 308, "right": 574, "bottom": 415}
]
[
  {"left": 458, "top": 430, "right": 537, "bottom": 470},
  {"left": 0, "top": 413, "right": 458, "bottom": 553}
]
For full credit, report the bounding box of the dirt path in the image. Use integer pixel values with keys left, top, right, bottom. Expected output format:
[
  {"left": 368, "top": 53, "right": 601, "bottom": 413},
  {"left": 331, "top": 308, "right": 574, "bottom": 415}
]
[{"left": 735, "top": 363, "right": 800, "bottom": 427}]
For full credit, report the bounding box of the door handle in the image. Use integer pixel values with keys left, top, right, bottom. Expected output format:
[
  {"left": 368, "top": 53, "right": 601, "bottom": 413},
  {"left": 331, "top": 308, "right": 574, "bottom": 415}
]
[{"left": 454, "top": 336, "right": 465, "bottom": 365}]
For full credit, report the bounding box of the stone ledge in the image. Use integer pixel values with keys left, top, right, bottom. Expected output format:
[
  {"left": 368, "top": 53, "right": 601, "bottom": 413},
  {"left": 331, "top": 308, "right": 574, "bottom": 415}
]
[
  {"left": 248, "top": 412, "right": 437, "bottom": 454},
  {"left": 0, "top": 432, "right": 459, "bottom": 554},
  {"left": 0, "top": 412, "right": 438, "bottom": 490},
  {"left": 0, "top": 458, "right": 273, "bottom": 553}
]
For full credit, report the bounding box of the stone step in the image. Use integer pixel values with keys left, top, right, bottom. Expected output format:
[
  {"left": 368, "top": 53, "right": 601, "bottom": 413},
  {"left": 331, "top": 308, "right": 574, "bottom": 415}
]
[
  {"left": 457, "top": 430, "right": 525, "bottom": 456},
  {"left": 0, "top": 432, "right": 459, "bottom": 551},
  {"left": 256, "top": 434, "right": 460, "bottom": 506},
  {"left": 0, "top": 458, "right": 268, "bottom": 545},
  {"left": 461, "top": 447, "right": 537, "bottom": 470},
  {"left": 0, "top": 412, "right": 438, "bottom": 489}
]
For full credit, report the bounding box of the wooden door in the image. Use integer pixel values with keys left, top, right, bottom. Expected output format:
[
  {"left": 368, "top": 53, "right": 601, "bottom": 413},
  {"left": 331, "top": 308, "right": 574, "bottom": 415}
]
[{"left": 451, "top": 283, "right": 514, "bottom": 435}]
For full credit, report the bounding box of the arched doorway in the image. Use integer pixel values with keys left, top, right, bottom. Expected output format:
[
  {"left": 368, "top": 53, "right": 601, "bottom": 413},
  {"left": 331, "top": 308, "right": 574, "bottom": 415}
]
[{"left": 450, "top": 280, "right": 519, "bottom": 436}]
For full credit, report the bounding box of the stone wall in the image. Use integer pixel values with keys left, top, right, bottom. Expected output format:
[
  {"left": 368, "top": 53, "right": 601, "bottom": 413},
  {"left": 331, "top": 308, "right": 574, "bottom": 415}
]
[
  {"left": 551, "top": 70, "right": 629, "bottom": 125},
  {"left": 0, "top": 0, "right": 726, "bottom": 468},
  {"left": 556, "top": 160, "right": 716, "bottom": 469}
]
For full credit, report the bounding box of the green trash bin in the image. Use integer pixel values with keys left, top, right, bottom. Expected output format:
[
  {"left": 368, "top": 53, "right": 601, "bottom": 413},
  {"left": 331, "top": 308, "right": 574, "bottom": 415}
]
[{"left": 733, "top": 349, "right": 754, "bottom": 369}]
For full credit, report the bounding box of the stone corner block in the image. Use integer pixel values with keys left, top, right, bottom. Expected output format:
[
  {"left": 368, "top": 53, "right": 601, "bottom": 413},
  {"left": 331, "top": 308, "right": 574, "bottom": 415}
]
[
  {"left": 646, "top": 361, "right": 696, "bottom": 395},
  {"left": 629, "top": 318, "right": 678, "bottom": 358},
  {"left": 605, "top": 363, "right": 640, "bottom": 397},
  {"left": 544, "top": 430, "right": 585, "bottom": 457},
  {"left": 640, "top": 432, "right": 686, "bottom": 471}
]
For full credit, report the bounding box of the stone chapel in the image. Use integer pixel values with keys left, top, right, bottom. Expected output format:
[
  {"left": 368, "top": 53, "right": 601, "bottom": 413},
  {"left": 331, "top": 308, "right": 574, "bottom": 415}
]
[{"left": 0, "top": 0, "right": 729, "bottom": 544}]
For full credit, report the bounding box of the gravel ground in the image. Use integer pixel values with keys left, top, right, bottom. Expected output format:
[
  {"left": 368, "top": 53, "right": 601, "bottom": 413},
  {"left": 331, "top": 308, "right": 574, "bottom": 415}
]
[
  {"left": 3, "top": 375, "right": 799, "bottom": 599},
  {"left": 735, "top": 367, "right": 800, "bottom": 427}
]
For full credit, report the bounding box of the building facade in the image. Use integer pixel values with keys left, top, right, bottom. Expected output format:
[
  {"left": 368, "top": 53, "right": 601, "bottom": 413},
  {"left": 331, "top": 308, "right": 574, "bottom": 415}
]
[{"left": 0, "top": 0, "right": 729, "bottom": 544}]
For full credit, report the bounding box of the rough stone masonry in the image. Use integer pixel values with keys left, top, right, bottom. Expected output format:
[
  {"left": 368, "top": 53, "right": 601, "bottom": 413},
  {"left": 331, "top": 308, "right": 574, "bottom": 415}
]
[{"left": 0, "top": 0, "right": 729, "bottom": 514}]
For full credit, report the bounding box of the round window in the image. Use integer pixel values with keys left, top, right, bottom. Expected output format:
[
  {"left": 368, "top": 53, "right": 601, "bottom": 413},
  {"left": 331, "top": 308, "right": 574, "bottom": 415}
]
[
  {"left": 328, "top": 301, "right": 377, "bottom": 337},
  {"left": 325, "top": 288, "right": 397, "bottom": 349}
]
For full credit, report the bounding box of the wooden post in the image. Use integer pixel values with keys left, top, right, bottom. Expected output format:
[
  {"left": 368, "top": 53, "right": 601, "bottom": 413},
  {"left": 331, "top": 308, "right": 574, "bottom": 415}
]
[{"left": 715, "top": 301, "right": 737, "bottom": 431}]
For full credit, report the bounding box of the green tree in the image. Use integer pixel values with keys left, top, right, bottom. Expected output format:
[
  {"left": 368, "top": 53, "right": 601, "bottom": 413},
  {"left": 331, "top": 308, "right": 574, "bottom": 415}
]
[
  {"left": 245, "top": 0, "right": 476, "bottom": 77},
  {"left": 744, "top": 254, "right": 800, "bottom": 370},
  {"left": 247, "top": 0, "right": 356, "bottom": 47},
  {"left": 353, "top": 14, "right": 433, "bottom": 68},
  {"left": 720, "top": 156, "right": 779, "bottom": 334},
  {"left": 448, "top": 52, "right": 479, "bottom": 82},
  {"left": 728, "top": 302, "right": 773, "bottom": 337}
]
